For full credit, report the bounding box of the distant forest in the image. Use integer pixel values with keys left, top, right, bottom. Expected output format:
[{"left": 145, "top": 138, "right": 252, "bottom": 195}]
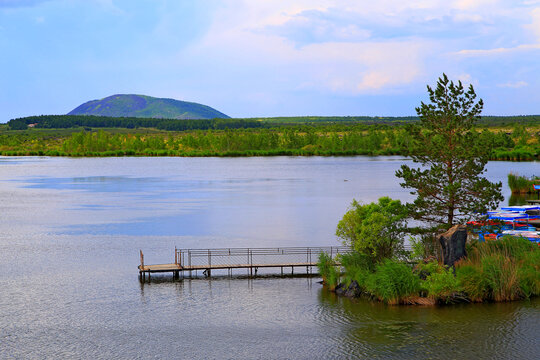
[
  {"left": 7, "top": 115, "right": 265, "bottom": 131},
  {"left": 7, "top": 114, "right": 540, "bottom": 130}
]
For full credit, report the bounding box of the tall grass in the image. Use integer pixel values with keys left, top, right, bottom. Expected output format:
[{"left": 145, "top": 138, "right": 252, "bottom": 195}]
[
  {"left": 508, "top": 173, "right": 540, "bottom": 193},
  {"left": 338, "top": 252, "right": 373, "bottom": 288},
  {"left": 317, "top": 253, "right": 340, "bottom": 289},
  {"left": 364, "top": 260, "right": 421, "bottom": 304},
  {"left": 456, "top": 236, "right": 539, "bottom": 302}
]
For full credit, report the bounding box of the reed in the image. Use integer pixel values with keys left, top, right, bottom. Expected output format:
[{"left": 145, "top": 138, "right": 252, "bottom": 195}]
[
  {"left": 508, "top": 173, "right": 540, "bottom": 193},
  {"left": 456, "top": 237, "right": 539, "bottom": 302},
  {"left": 364, "top": 259, "right": 421, "bottom": 305},
  {"left": 317, "top": 253, "right": 340, "bottom": 289}
]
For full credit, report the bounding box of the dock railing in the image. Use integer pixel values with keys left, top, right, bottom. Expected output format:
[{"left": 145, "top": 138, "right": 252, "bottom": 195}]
[{"left": 174, "top": 246, "right": 352, "bottom": 269}]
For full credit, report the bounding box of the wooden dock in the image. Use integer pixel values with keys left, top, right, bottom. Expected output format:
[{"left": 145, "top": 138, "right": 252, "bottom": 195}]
[{"left": 138, "top": 246, "right": 352, "bottom": 281}]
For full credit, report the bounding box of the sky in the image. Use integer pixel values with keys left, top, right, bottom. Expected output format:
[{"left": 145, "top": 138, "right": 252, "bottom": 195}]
[{"left": 0, "top": 0, "right": 539, "bottom": 120}]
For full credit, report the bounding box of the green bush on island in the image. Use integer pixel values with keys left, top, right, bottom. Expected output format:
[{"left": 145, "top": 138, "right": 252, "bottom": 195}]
[
  {"left": 420, "top": 263, "right": 461, "bottom": 303},
  {"left": 336, "top": 197, "right": 409, "bottom": 265}
]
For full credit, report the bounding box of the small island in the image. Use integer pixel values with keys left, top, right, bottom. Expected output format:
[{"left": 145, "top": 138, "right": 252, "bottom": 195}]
[{"left": 318, "top": 75, "right": 540, "bottom": 305}]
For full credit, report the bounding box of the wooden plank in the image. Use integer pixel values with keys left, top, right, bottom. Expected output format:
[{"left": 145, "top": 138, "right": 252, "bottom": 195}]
[{"left": 139, "top": 262, "right": 339, "bottom": 273}]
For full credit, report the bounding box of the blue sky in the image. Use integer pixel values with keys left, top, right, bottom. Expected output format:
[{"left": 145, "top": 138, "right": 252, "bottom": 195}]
[{"left": 1, "top": 0, "right": 539, "bottom": 120}]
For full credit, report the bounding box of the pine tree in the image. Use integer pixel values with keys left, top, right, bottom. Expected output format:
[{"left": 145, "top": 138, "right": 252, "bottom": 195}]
[{"left": 395, "top": 74, "right": 503, "bottom": 229}]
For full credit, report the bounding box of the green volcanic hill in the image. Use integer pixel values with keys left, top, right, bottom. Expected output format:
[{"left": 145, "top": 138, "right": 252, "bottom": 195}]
[{"left": 68, "top": 94, "right": 229, "bottom": 119}]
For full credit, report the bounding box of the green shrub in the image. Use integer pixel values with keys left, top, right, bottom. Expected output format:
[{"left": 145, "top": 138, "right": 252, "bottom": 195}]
[
  {"left": 339, "top": 252, "right": 373, "bottom": 289},
  {"left": 365, "top": 259, "right": 420, "bottom": 304},
  {"left": 336, "top": 197, "right": 408, "bottom": 264},
  {"left": 422, "top": 267, "right": 461, "bottom": 303},
  {"left": 414, "top": 260, "right": 442, "bottom": 278}
]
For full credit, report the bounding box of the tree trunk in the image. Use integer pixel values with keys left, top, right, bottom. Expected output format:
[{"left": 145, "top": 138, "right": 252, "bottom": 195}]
[{"left": 438, "top": 224, "right": 467, "bottom": 267}]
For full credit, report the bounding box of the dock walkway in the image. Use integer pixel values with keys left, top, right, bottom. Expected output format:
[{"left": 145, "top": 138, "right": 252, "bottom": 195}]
[{"left": 138, "top": 246, "right": 351, "bottom": 281}]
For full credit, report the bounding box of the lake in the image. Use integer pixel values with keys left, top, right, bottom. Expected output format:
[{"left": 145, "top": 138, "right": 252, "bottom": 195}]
[{"left": 0, "top": 156, "right": 538, "bottom": 359}]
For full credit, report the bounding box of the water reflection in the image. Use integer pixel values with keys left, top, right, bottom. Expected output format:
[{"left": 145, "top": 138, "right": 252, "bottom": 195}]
[
  {"left": 509, "top": 193, "right": 539, "bottom": 205},
  {"left": 317, "top": 289, "right": 540, "bottom": 359}
]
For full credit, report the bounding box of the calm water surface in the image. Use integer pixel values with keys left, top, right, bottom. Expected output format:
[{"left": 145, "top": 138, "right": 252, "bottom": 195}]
[{"left": 0, "top": 156, "right": 538, "bottom": 359}]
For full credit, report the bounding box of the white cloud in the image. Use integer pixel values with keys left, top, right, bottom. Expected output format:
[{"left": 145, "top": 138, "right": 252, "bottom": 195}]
[
  {"left": 497, "top": 81, "right": 528, "bottom": 88},
  {"left": 455, "top": 43, "right": 540, "bottom": 56},
  {"left": 454, "top": 5, "right": 540, "bottom": 56},
  {"left": 525, "top": 7, "right": 540, "bottom": 40},
  {"left": 175, "top": 0, "right": 539, "bottom": 96},
  {"left": 453, "top": 0, "right": 500, "bottom": 10},
  {"left": 186, "top": 1, "right": 446, "bottom": 94}
]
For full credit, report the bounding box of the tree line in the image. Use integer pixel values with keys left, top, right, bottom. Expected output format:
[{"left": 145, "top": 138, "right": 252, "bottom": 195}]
[
  {"left": 7, "top": 115, "right": 266, "bottom": 131},
  {"left": 7, "top": 114, "right": 540, "bottom": 131}
]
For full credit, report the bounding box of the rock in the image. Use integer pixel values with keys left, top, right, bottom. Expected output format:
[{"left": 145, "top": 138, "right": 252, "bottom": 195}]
[
  {"left": 334, "top": 280, "right": 362, "bottom": 298},
  {"left": 438, "top": 225, "right": 467, "bottom": 267},
  {"left": 334, "top": 282, "right": 347, "bottom": 296}
]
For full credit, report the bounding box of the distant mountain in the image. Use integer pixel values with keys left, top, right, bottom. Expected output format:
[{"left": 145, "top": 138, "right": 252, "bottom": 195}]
[{"left": 68, "top": 94, "right": 229, "bottom": 119}]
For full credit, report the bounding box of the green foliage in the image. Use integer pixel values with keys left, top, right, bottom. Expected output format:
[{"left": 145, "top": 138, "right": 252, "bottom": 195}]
[
  {"left": 8, "top": 119, "right": 28, "bottom": 130},
  {"left": 317, "top": 253, "right": 340, "bottom": 288},
  {"left": 470, "top": 236, "right": 536, "bottom": 261},
  {"left": 414, "top": 260, "right": 443, "bottom": 277},
  {"left": 396, "top": 74, "right": 504, "bottom": 229},
  {"left": 334, "top": 236, "right": 539, "bottom": 305},
  {"left": 338, "top": 252, "right": 374, "bottom": 288},
  {"left": 365, "top": 259, "right": 421, "bottom": 304},
  {"left": 8, "top": 115, "right": 262, "bottom": 131},
  {"left": 408, "top": 233, "right": 443, "bottom": 261},
  {"left": 336, "top": 197, "right": 408, "bottom": 264},
  {"left": 422, "top": 266, "right": 461, "bottom": 303},
  {"left": 409, "top": 237, "right": 426, "bottom": 262}
]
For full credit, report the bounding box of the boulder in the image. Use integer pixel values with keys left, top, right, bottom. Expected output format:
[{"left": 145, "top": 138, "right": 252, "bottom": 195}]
[
  {"left": 438, "top": 225, "right": 467, "bottom": 267},
  {"left": 335, "top": 280, "right": 362, "bottom": 298}
]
